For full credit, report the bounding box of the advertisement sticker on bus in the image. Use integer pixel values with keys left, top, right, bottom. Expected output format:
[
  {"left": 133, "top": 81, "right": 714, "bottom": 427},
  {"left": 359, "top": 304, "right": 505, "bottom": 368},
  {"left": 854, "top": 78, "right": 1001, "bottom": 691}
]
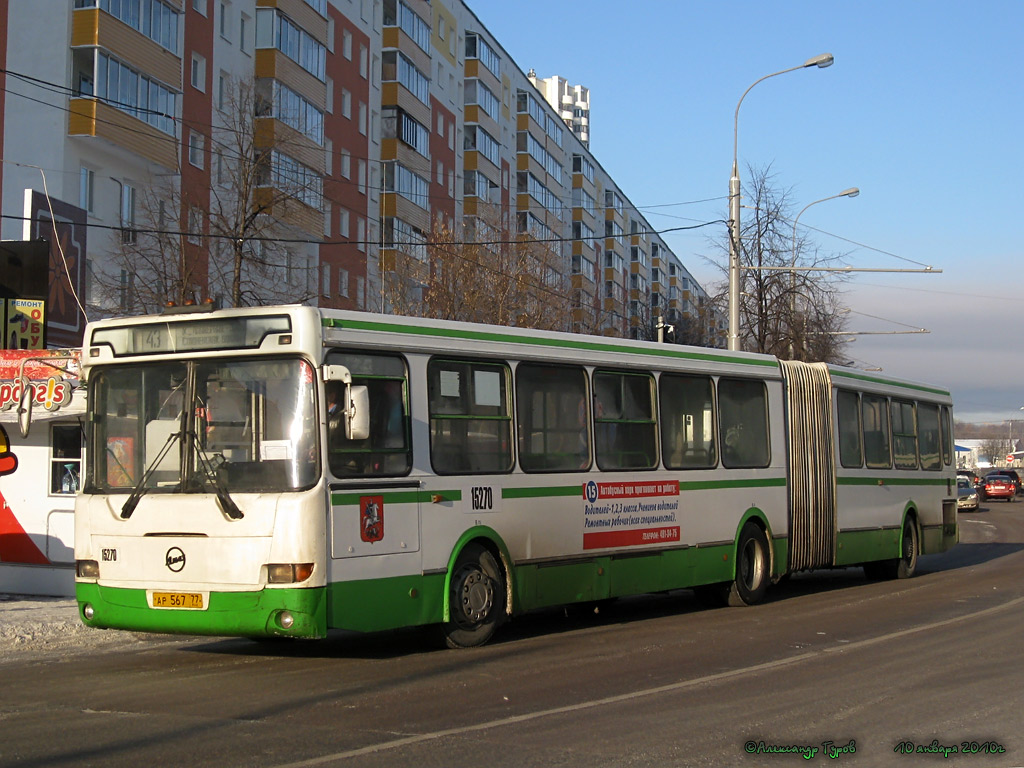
[{"left": 582, "top": 480, "right": 681, "bottom": 550}]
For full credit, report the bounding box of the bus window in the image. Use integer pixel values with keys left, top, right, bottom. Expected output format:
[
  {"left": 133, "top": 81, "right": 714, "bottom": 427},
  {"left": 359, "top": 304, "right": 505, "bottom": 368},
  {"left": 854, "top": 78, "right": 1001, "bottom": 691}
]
[
  {"left": 51, "top": 424, "right": 83, "bottom": 494},
  {"left": 326, "top": 352, "right": 410, "bottom": 477},
  {"left": 862, "top": 395, "right": 891, "bottom": 469},
  {"left": 940, "top": 405, "right": 953, "bottom": 466},
  {"left": 427, "top": 359, "right": 513, "bottom": 474},
  {"left": 918, "top": 403, "right": 941, "bottom": 470},
  {"left": 660, "top": 374, "right": 716, "bottom": 469},
  {"left": 516, "top": 363, "right": 589, "bottom": 472},
  {"left": 593, "top": 371, "right": 656, "bottom": 470},
  {"left": 89, "top": 363, "right": 182, "bottom": 490},
  {"left": 891, "top": 399, "right": 918, "bottom": 469},
  {"left": 718, "top": 378, "right": 770, "bottom": 468},
  {"left": 836, "top": 390, "right": 863, "bottom": 468}
]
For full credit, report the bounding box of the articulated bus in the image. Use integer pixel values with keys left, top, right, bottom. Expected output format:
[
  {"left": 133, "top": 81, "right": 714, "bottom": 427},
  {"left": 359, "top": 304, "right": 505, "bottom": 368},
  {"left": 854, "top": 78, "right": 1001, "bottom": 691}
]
[{"left": 74, "top": 305, "right": 957, "bottom": 647}]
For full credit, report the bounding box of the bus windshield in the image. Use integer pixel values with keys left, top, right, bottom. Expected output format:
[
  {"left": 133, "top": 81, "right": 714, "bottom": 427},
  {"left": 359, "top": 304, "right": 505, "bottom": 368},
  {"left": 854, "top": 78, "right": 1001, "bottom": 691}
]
[{"left": 88, "top": 357, "right": 318, "bottom": 494}]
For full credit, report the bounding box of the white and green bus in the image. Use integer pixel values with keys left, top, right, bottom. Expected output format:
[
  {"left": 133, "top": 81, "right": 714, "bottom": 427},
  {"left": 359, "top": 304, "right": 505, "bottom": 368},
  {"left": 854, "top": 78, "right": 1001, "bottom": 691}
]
[{"left": 74, "top": 305, "right": 958, "bottom": 647}]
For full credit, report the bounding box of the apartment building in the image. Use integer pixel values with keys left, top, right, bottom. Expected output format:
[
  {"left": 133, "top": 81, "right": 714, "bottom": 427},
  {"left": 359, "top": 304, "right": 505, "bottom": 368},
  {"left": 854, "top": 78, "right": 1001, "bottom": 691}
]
[
  {"left": 0, "top": 0, "right": 719, "bottom": 346},
  {"left": 528, "top": 71, "right": 589, "bottom": 148}
]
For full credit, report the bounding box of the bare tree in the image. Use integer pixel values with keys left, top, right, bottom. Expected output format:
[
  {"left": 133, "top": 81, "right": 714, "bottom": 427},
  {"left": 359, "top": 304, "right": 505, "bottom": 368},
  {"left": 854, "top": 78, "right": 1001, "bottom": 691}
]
[
  {"left": 94, "top": 77, "right": 320, "bottom": 314},
  {"left": 383, "top": 207, "right": 579, "bottom": 332},
  {"left": 707, "top": 164, "right": 852, "bottom": 363}
]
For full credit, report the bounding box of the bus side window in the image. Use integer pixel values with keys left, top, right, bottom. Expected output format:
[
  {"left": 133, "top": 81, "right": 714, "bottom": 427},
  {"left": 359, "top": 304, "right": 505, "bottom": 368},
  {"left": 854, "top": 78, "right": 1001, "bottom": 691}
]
[
  {"left": 891, "top": 399, "right": 918, "bottom": 469},
  {"left": 660, "top": 373, "right": 716, "bottom": 469},
  {"left": 918, "top": 403, "right": 942, "bottom": 470},
  {"left": 427, "top": 358, "right": 513, "bottom": 475},
  {"left": 837, "top": 390, "right": 863, "bottom": 468},
  {"left": 326, "top": 352, "right": 411, "bottom": 478},
  {"left": 593, "top": 370, "right": 656, "bottom": 471},
  {"left": 516, "top": 363, "right": 589, "bottom": 472},
  {"left": 718, "top": 378, "right": 770, "bottom": 468},
  {"left": 862, "top": 395, "right": 891, "bottom": 469}
]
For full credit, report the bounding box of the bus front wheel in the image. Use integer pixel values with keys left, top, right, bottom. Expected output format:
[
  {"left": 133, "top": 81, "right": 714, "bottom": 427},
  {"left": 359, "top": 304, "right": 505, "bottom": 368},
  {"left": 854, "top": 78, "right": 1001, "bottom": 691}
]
[
  {"left": 442, "top": 543, "right": 505, "bottom": 649},
  {"left": 726, "top": 522, "right": 771, "bottom": 607}
]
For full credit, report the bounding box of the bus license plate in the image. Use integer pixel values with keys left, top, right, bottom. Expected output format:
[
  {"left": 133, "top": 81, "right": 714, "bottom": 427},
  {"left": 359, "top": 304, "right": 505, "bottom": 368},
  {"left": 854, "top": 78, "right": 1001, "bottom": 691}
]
[{"left": 152, "top": 592, "right": 205, "bottom": 609}]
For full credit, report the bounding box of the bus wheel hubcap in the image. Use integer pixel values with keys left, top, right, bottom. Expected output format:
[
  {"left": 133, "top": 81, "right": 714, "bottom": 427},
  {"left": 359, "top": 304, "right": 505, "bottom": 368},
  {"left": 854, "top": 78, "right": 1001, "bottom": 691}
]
[{"left": 457, "top": 569, "right": 493, "bottom": 624}]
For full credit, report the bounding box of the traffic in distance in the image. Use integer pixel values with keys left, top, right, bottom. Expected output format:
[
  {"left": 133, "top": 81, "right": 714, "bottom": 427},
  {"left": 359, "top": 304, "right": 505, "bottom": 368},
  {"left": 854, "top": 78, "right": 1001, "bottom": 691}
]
[
  {"left": 958, "top": 466, "right": 1021, "bottom": 505},
  {"left": 71, "top": 304, "right": 958, "bottom": 648}
]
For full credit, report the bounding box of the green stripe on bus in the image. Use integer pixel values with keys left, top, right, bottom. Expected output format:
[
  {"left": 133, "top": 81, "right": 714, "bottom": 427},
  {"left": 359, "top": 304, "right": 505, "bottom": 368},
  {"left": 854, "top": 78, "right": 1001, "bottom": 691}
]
[
  {"left": 837, "top": 476, "right": 950, "bottom": 487},
  {"left": 830, "top": 368, "right": 951, "bottom": 397},
  {"left": 322, "top": 317, "right": 777, "bottom": 369},
  {"left": 331, "top": 490, "right": 463, "bottom": 506}
]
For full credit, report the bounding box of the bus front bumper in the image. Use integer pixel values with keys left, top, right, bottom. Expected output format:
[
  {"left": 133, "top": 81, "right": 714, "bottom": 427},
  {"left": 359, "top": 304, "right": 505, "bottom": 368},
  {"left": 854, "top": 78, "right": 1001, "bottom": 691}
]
[{"left": 75, "top": 582, "right": 327, "bottom": 639}]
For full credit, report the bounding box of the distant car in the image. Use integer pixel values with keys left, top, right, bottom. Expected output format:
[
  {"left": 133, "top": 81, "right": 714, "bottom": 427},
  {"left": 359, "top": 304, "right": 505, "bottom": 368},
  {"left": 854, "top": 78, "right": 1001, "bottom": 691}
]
[
  {"left": 985, "top": 469, "right": 1021, "bottom": 494},
  {"left": 957, "top": 477, "right": 980, "bottom": 512},
  {"left": 980, "top": 474, "right": 1017, "bottom": 502},
  {"left": 958, "top": 469, "right": 982, "bottom": 488}
]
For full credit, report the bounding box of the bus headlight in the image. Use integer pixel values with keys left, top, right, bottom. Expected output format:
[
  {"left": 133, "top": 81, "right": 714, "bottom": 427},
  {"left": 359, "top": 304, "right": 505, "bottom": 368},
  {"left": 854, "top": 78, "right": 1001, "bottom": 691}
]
[
  {"left": 76, "top": 560, "right": 100, "bottom": 578},
  {"left": 266, "top": 563, "right": 314, "bottom": 584},
  {"left": 83, "top": 604, "right": 95, "bottom": 620}
]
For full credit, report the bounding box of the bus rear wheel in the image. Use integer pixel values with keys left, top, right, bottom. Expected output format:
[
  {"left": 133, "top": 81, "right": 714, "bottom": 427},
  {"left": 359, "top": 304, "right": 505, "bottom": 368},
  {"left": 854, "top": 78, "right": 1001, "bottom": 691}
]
[
  {"left": 864, "top": 516, "right": 919, "bottom": 580},
  {"left": 442, "top": 543, "right": 505, "bottom": 649},
  {"left": 726, "top": 522, "right": 771, "bottom": 606}
]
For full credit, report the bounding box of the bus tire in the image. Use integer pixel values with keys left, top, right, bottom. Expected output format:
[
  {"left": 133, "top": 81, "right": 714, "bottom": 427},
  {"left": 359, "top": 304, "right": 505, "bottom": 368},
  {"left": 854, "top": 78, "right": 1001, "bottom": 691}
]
[
  {"left": 866, "top": 516, "right": 919, "bottom": 580},
  {"left": 442, "top": 543, "right": 505, "bottom": 649},
  {"left": 726, "top": 522, "right": 770, "bottom": 607},
  {"left": 893, "top": 516, "right": 919, "bottom": 579}
]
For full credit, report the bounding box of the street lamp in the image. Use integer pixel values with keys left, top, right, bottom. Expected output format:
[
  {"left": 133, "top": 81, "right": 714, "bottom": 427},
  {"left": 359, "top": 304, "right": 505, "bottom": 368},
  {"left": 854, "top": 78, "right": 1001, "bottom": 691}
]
[
  {"left": 789, "top": 187, "right": 859, "bottom": 358},
  {"left": 728, "top": 52, "right": 834, "bottom": 352}
]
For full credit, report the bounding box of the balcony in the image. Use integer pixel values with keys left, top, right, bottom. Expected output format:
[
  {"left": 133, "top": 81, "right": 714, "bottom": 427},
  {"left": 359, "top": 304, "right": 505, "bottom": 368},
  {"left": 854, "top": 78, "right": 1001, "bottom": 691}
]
[{"left": 68, "top": 98, "right": 178, "bottom": 170}]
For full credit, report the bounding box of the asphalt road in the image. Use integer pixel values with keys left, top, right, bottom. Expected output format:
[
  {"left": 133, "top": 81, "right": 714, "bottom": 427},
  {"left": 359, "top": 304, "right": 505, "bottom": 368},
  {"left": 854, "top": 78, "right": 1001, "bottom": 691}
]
[{"left": 2, "top": 503, "right": 1023, "bottom": 768}]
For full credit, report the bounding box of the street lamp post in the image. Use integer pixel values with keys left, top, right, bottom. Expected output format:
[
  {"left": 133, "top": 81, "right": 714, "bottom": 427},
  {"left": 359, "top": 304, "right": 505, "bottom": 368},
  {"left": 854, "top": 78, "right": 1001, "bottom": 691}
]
[
  {"left": 789, "top": 187, "right": 859, "bottom": 358},
  {"left": 727, "top": 53, "right": 835, "bottom": 352}
]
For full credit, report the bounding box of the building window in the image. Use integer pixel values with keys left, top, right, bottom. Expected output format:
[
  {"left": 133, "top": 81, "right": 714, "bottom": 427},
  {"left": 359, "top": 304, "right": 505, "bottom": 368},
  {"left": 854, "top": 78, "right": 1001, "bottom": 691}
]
[
  {"left": 120, "top": 182, "right": 136, "bottom": 243},
  {"left": 79, "top": 167, "right": 95, "bottom": 215},
  {"left": 341, "top": 150, "right": 351, "bottom": 179},
  {"left": 240, "top": 13, "right": 250, "bottom": 53},
  {"left": 51, "top": 425, "right": 83, "bottom": 495},
  {"left": 342, "top": 28, "right": 352, "bottom": 60},
  {"left": 219, "top": 1, "right": 231, "bottom": 41},
  {"left": 191, "top": 52, "right": 206, "bottom": 91},
  {"left": 192, "top": 0, "right": 207, "bottom": 15},
  {"left": 338, "top": 267, "right": 349, "bottom": 297},
  {"left": 188, "top": 131, "right": 204, "bottom": 167},
  {"left": 341, "top": 88, "right": 351, "bottom": 119},
  {"left": 96, "top": 53, "right": 177, "bottom": 135},
  {"left": 187, "top": 209, "right": 202, "bottom": 244},
  {"left": 358, "top": 101, "right": 367, "bottom": 135}
]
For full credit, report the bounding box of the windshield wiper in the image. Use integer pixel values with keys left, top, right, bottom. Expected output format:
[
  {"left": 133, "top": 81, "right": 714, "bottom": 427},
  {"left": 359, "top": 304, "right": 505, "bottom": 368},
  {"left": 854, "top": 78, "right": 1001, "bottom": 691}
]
[
  {"left": 120, "top": 429, "right": 181, "bottom": 519},
  {"left": 184, "top": 427, "right": 244, "bottom": 520}
]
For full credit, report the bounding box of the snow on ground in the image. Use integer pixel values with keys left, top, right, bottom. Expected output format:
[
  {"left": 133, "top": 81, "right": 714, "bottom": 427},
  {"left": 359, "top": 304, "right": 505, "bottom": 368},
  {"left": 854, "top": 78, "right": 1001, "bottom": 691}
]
[{"left": 0, "top": 593, "right": 172, "bottom": 662}]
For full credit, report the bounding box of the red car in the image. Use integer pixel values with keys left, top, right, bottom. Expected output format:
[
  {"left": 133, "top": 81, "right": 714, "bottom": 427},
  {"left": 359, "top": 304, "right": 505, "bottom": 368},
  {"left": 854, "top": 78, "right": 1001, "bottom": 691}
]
[{"left": 980, "top": 474, "right": 1017, "bottom": 502}]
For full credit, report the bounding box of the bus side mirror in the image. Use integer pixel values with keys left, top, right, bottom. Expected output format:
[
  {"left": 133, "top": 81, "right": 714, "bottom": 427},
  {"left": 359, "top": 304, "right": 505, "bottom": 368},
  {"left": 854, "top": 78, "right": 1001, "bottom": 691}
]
[
  {"left": 347, "top": 386, "right": 369, "bottom": 441},
  {"left": 323, "top": 365, "right": 369, "bottom": 441}
]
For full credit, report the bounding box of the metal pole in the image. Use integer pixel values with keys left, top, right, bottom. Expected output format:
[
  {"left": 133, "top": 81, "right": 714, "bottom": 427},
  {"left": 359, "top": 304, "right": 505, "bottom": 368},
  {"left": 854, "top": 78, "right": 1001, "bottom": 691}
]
[
  {"left": 727, "top": 53, "right": 834, "bottom": 352},
  {"left": 788, "top": 187, "right": 859, "bottom": 358}
]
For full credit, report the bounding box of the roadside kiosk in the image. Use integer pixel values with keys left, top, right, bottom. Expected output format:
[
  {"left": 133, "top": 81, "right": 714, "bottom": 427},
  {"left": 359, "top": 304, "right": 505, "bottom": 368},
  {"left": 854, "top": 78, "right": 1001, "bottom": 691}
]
[{"left": 0, "top": 349, "right": 83, "bottom": 597}]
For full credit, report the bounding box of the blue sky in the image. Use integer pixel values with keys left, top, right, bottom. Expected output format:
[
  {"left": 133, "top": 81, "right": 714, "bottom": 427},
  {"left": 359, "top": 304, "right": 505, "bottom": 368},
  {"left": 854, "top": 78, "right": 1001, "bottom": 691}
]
[{"left": 469, "top": 0, "right": 1024, "bottom": 423}]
